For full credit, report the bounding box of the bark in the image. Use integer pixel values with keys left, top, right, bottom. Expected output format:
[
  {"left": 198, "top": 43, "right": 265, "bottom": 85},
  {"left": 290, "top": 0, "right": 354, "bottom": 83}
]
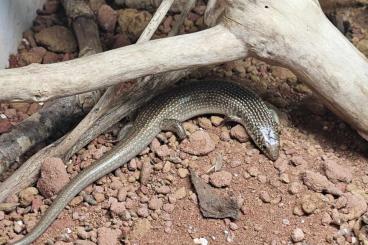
[{"left": 0, "top": 97, "right": 85, "bottom": 174}]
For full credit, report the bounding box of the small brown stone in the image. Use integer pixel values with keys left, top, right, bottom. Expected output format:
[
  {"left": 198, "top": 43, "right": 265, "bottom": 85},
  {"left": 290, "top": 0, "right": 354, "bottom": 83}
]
[
  {"left": 97, "top": 4, "right": 117, "bottom": 32},
  {"left": 230, "top": 125, "right": 249, "bottom": 143},
  {"left": 209, "top": 171, "right": 232, "bottom": 188}
]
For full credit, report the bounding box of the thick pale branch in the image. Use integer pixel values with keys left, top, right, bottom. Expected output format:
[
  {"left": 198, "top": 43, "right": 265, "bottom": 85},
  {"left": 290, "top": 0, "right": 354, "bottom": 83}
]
[
  {"left": 225, "top": 0, "right": 368, "bottom": 136},
  {"left": 0, "top": 25, "right": 246, "bottom": 102}
]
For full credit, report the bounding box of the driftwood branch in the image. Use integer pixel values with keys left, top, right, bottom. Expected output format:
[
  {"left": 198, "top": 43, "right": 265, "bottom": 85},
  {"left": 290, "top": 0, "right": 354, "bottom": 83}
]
[{"left": 0, "top": 25, "right": 245, "bottom": 102}]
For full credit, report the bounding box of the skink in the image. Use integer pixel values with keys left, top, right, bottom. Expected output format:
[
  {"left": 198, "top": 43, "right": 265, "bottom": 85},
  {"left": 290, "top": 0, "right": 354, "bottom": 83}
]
[{"left": 13, "top": 80, "right": 279, "bottom": 245}]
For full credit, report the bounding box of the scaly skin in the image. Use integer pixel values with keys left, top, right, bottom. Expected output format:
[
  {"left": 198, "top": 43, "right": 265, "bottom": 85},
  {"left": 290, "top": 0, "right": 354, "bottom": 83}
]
[{"left": 13, "top": 80, "right": 279, "bottom": 245}]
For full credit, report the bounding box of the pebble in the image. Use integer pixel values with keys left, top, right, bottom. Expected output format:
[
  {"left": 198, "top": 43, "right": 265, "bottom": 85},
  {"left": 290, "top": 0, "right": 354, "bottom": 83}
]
[
  {"left": 302, "top": 170, "right": 342, "bottom": 196},
  {"left": 155, "top": 145, "right": 174, "bottom": 158},
  {"left": 97, "top": 4, "right": 117, "bottom": 32},
  {"left": 274, "top": 159, "right": 289, "bottom": 173},
  {"left": 257, "top": 175, "right": 267, "bottom": 184},
  {"left": 230, "top": 125, "right": 249, "bottom": 142},
  {"left": 229, "top": 222, "right": 239, "bottom": 231},
  {"left": 247, "top": 167, "right": 260, "bottom": 177},
  {"left": 209, "top": 171, "right": 232, "bottom": 188},
  {"left": 290, "top": 156, "right": 307, "bottom": 166},
  {"left": 288, "top": 182, "right": 303, "bottom": 195},
  {"left": 156, "top": 185, "right": 171, "bottom": 194},
  {"left": 110, "top": 201, "right": 126, "bottom": 216},
  {"left": 163, "top": 161, "right": 171, "bottom": 173},
  {"left": 180, "top": 131, "right": 216, "bottom": 156},
  {"left": 128, "top": 159, "right": 137, "bottom": 171},
  {"left": 174, "top": 187, "right": 187, "bottom": 200},
  {"left": 259, "top": 191, "right": 271, "bottom": 203},
  {"left": 76, "top": 226, "right": 89, "bottom": 240},
  {"left": 137, "top": 207, "right": 149, "bottom": 217},
  {"left": 321, "top": 212, "right": 332, "bottom": 225},
  {"left": 210, "top": 116, "right": 223, "bottom": 126},
  {"left": 291, "top": 228, "right": 305, "bottom": 242},
  {"left": 20, "top": 47, "right": 46, "bottom": 65},
  {"left": 70, "top": 196, "right": 83, "bottom": 207},
  {"left": 35, "top": 26, "right": 77, "bottom": 53},
  {"left": 18, "top": 187, "right": 38, "bottom": 206},
  {"left": 129, "top": 219, "right": 151, "bottom": 240},
  {"left": 198, "top": 117, "right": 212, "bottom": 129},
  {"left": 279, "top": 173, "right": 290, "bottom": 183},
  {"left": 178, "top": 168, "right": 189, "bottom": 178},
  {"left": 140, "top": 161, "right": 152, "bottom": 185},
  {"left": 37, "top": 157, "right": 70, "bottom": 198},
  {"left": 148, "top": 197, "right": 163, "bottom": 210},
  {"left": 118, "top": 9, "right": 152, "bottom": 40},
  {"left": 323, "top": 160, "right": 352, "bottom": 183},
  {"left": 293, "top": 206, "right": 304, "bottom": 216},
  {"left": 120, "top": 210, "right": 131, "bottom": 221},
  {"left": 97, "top": 227, "right": 122, "bottom": 245},
  {"left": 163, "top": 203, "right": 175, "bottom": 213},
  {"left": 301, "top": 198, "right": 317, "bottom": 214}
]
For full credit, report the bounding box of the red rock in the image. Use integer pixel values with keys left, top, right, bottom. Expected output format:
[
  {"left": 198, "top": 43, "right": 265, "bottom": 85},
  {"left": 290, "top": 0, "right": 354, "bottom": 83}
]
[
  {"left": 37, "top": 157, "right": 70, "bottom": 198},
  {"left": 230, "top": 124, "right": 249, "bottom": 142},
  {"left": 290, "top": 156, "right": 307, "bottom": 166},
  {"left": 302, "top": 171, "right": 342, "bottom": 196},
  {"left": 155, "top": 145, "right": 174, "bottom": 158},
  {"left": 323, "top": 160, "right": 352, "bottom": 183},
  {"left": 43, "top": 51, "right": 60, "bottom": 64},
  {"left": 0, "top": 120, "right": 12, "bottom": 133},
  {"left": 97, "top": 4, "right": 117, "bottom": 32},
  {"left": 272, "top": 66, "right": 296, "bottom": 80},
  {"left": 9, "top": 102, "right": 30, "bottom": 114},
  {"left": 155, "top": 185, "right": 171, "bottom": 194},
  {"left": 27, "top": 103, "right": 40, "bottom": 115},
  {"left": 209, "top": 171, "right": 233, "bottom": 188},
  {"left": 273, "top": 158, "right": 289, "bottom": 173},
  {"left": 140, "top": 160, "right": 152, "bottom": 185},
  {"left": 112, "top": 33, "right": 131, "bottom": 49},
  {"left": 19, "top": 47, "right": 47, "bottom": 65},
  {"left": 97, "top": 227, "right": 122, "bottom": 245},
  {"left": 110, "top": 201, "right": 126, "bottom": 216},
  {"left": 137, "top": 206, "right": 149, "bottom": 217},
  {"left": 163, "top": 203, "right": 175, "bottom": 213},
  {"left": 340, "top": 193, "right": 367, "bottom": 221},
  {"left": 148, "top": 197, "right": 163, "bottom": 210},
  {"left": 117, "top": 9, "right": 152, "bottom": 40},
  {"left": 42, "top": 0, "right": 60, "bottom": 14},
  {"left": 31, "top": 196, "right": 43, "bottom": 212},
  {"left": 35, "top": 26, "right": 77, "bottom": 53},
  {"left": 180, "top": 130, "right": 216, "bottom": 156},
  {"left": 18, "top": 187, "right": 38, "bottom": 206}
]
